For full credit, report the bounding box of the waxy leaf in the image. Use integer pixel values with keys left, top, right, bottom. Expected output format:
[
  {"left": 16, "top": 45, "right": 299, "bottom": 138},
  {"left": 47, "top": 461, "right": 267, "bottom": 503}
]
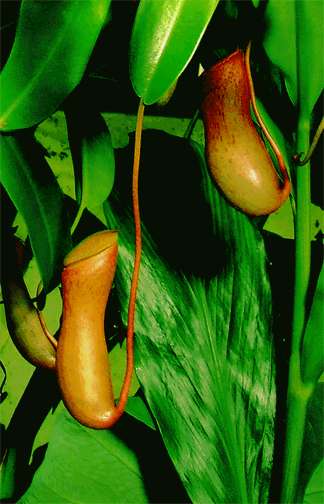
[
  {"left": 0, "top": 133, "right": 72, "bottom": 293},
  {"left": 130, "top": 0, "right": 219, "bottom": 104},
  {"left": 263, "top": 0, "right": 324, "bottom": 113},
  {"left": 298, "top": 383, "right": 324, "bottom": 502},
  {"left": 0, "top": 0, "right": 111, "bottom": 132},
  {"left": 104, "top": 131, "right": 275, "bottom": 503},
  {"left": 124, "top": 397, "right": 156, "bottom": 431},
  {"left": 301, "top": 263, "right": 324, "bottom": 385},
  {"left": 65, "top": 105, "right": 115, "bottom": 232},
  {"left": 18, "top": 408, "right": 149, "bottom": 504},
  {"left": 303, "top": 458, "right": 324, "bottom": 504}
]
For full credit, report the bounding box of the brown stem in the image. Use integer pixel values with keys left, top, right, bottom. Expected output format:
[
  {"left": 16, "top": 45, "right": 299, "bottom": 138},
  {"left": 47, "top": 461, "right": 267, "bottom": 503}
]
[{"left": 115, "top": 98, "right": 145, "bottom": 419}]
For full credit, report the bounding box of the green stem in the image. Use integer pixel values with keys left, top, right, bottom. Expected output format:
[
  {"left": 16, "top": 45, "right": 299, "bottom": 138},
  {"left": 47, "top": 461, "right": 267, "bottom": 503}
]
[
  {"left": 281, "top": 2, "right": 312, "bottom": 502},
  {"left": 70, "top": 204, "right": 85, "bottom": 235},
  {"left": 281, "top": 123, "right": 311, "bottom": 504},
  {"left": 291, "top": 122, "right": 311, "bottom": 357},
  {"left": 184, "top": 109, "right": 200, "bottom": 140},
  {"left": 281, "top": 355, "right": 314, "bottom": 503}
]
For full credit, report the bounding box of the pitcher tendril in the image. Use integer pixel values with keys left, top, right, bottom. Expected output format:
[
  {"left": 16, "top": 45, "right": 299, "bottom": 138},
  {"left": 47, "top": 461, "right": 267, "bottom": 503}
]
[
  {"left": 245, "top": 40, "right": 291, "bottom": 189},
  {"left": 293, "top": 116, "right": 324, "bottom": 165},
  {"left": 116, "top": 98, "right": 145, "bottom": 418}
]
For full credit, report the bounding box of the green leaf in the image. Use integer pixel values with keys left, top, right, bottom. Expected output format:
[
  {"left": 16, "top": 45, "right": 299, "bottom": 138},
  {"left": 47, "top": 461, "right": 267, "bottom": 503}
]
[
  {"left": 0, "top": 133, "right": 72, "bottom": 293},
  {"left": 263, "top": 0, "right": 324, "bottom": 113},
  {"left": 104, "top": 131, "right": 275, "bottom": 503},
  {"left": 298, "top": 383, "right": 324, "bottom": 502},
  {"left": 301, "top": 263, "right": 324, "bottom": 385},
  {"left": 254, "top": 98, "right": 293, "bottom": 181},
  {"left": 64, "top": 103, "right": 115, "bottom": 233},
  {"left": 18, "top": 408, "right": 149, "bottom": 504},
  {"left": 0, "top": 0, "right": 111, "bottom": 132},
  {"left": 0, "top": 448, "right": 17, "bottom": 501},
  {"left": 303, "top": 458, "right": 324, "bottom": 504},
  {"left": 130, "top": 0, "right": 219, "bottom": 105},
  {"left": 124, "top": 396, "right": 156, "bottom": 431}
]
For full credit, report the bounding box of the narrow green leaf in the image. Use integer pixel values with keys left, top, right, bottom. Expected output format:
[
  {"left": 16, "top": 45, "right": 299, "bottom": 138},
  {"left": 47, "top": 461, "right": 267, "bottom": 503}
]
[
  {"left": 303, "top": 458, "right": 324, "bottom": 504},
  {"left": 263, "top": 0, "right": 324, "bottom": 112},
  {"left": 298, "top": 383, "right": 324, "bottom": 501},
  {"left": 254, "top": 98, "right": 293, "bottom": 181},
  {"left": 130, "top": 0, "right": 219, "bottom": 105},
  {"left": 0, "top": 448, "right": 17, "bottom": 501},
  {"left": 18, "top": 408, "right": 149, "bottom": 504},
  {"left": 0, "top": 0, "right": 111, "bottom": 132},
  {"left": 64, "top": 105, "right": 115, "bottom": 233},
  {"left": 104, "top": 131, "right": 275, "bottom": 503},
  {"left": 0, "top": 133, "right": 72, "bottom": 293},
  {"left": 301, "top": 263, "right": 324, "bottom": 385}
]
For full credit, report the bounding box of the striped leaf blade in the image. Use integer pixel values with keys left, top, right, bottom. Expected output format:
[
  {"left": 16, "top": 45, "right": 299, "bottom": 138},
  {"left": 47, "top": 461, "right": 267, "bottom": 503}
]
[{"left": 104, "top": 131, "right": 275, "bottom": 503}]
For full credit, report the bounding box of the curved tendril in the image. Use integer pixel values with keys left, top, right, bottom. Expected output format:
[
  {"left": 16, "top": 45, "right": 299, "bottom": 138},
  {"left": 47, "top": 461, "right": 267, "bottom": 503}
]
[
  {"left": 294, "top": 116, "right": 324, "bottom": 165},
  {"left": 35, "top": 281, "right": 57, "bottom": 349},
  {"left": 245, "top": 40, "right": 290, "bottom": 187},
  {"left": 116, "top": 98, "right": 145, "bottom": 417}
]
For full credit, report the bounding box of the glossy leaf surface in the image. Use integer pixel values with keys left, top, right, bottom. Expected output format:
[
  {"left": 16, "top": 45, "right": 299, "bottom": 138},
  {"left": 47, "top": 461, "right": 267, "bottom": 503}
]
[
  {"left": 18, "top": 408, "right": 149, "bottom": 504},
  {"left": 130, "top": 0, "right": 219, "bottom": 104},
  {"left": 301, "top": 263, "right": 324, "bottom": 384},
  {"left": 263, "top": 0, "right": 324, "bottom": 112},
  {"left": 0, "top": 133, "right": 72, "bottom": 293},
  {"left": 124, "top": 397, "right": 156, "bottom": 431},
  {"left": 303, "top": 458, "right": 324, "bottom": 504},
  {"left": 65, "top": 106, "right": 115, "bottom": 228},
  {"left": 298, "top": 383, "right": 324, "bottom": 502},
  {"left": 104, "top": 131, "right": 275, "bottom": 503},
  {"left": 0, "top": 0, "right": 111, "bottom": 132}
]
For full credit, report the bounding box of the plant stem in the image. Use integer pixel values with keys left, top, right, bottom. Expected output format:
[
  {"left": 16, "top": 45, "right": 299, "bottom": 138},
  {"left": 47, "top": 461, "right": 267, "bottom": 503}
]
[
  {"left": 291, "top": 124, "right": 311, "bottom": 358},
  {"left": 281, "top": 356, "right": 314, "bottom": 503},
  {"left": 70, "top": 204, "right": 84, "bottom": 234},
  {"left": 281, "top": 117, "right": 311, "bottom": 503},
  {"left": 281, "top": 122, "right": 311, "bottom": 504},
  {"left": 281, "top": 2, "right": 312, "bottom": 501},
  {"left": 184, "top": 108, "right": 200, "bottom": 140},
  {"left": 116, "top": 98, "right": 145, "bottom": 415}
]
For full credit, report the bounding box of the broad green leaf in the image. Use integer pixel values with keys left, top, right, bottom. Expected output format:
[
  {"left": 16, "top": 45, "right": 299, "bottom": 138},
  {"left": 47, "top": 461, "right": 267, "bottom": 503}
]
[
  {"left": 124, "top": 396, "right": 156, "bottom": 431},
  {"left": 298, "top": 383, "right": 324, "bottom": 502},
  {"left": 64, "top": 104, "right": 115, "bottom": 233},
  {"left": 301, "top": 263, "right": 324, "bottom": 385},
  {"left": 263, "top": 0, "right": 324, "bottom": 113},
  {"left": 0, "top": 0, "right": 111, "bottom": 132},
  {"left": 303, "top": 458, "right": 324, "bottom": 504},
  {"left": 104, "top": 130, "right": 275, "bottom": 503},
  {"left": 0, "top": 133, "right": 72, "bottom": 293},
  {"left": 129, "top": 0, "right": 219, "bottom": 104},
  {"left": 0, "top": 448, "right": 17, "bottom": 501},
  {"left": 18, "top": 408, "right": 149, "bottom": 504}
]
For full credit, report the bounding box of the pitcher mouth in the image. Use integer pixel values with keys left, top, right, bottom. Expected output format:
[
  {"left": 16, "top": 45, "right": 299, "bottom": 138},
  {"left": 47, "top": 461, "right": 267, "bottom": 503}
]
[
  {"left": 200, "top": 47, "right": 243, "bottom": 97},
  {"left": 63, "top": 230, "right": 118, "bottom": 269}
]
